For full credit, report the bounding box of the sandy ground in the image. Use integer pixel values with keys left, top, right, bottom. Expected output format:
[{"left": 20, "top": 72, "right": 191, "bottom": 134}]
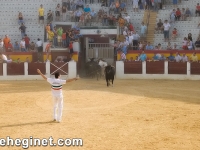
[{"left": 0, "top": 79, "right": 200, "bottom": 150}]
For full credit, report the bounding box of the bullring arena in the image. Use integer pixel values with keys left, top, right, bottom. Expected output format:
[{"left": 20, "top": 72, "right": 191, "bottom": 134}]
[
  {"left": 1, "top": 0, "right": 200, "bottom": 149},
  {"left": 0, "top": 78, "right": 200, "bottom": 150}
]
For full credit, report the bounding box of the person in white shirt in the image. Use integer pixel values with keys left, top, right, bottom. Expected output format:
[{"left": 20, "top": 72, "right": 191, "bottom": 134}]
[
  {"left": 175, "top": 52, "right": 182, "bottom": 62},
  {"left": 36, "top": 38, "right": 43, "bottom": 62},
  {"left": 0, "top": 52, "right": 8, "bottom": 63},
  {"left": 20, "top": 38, "right": 26, "bottom": 52},
  {"left": 128, "top": 32, "right": 133, "bottom": 48},
  {"left": 133, "top": 0, "right": 139, "bottom": 12},
  {"left": 163, "top": 20, "right": 171, "bottom": 42},
  {"left": 37, "top": 69, "right": 79, "bottom": 123},
  {"left": 0, "top": 39, "right": 4, "bottom": 52},
  {"left": 187, "top": 39, "right": 193, "bottom": 50},
  {"left": 182, "top": 53, "right": 188, "bottom": 62},
  {"left": 124, "top": 13, "right": 130, "bottom": 23}
]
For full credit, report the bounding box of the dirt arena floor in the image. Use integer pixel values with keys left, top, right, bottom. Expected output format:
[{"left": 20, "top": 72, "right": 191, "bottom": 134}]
[{"left": 0, "top": 79, "right": 200, "bottom": 150}]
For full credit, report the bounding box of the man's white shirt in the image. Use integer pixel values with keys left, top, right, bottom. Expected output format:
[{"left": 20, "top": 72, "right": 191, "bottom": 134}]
[{"left": 47, "top": 78, "right": 66, "bottom": 97}]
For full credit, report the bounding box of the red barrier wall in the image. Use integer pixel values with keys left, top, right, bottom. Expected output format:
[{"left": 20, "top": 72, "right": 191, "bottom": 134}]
[
  {"left": 28, "top": 63, "right": 46, "bottom": 75},
  {"left": 168, "top": 62, "right": 187, "bottom": 74},
  {"left": 7, "top": 63, "right": 24, "bottom": 75},
  {"left": 124, "top": 61, "right": 142, "bottom": 74},
  {"left": 146, "top": 61, "right": 164, "bottom": 74}
]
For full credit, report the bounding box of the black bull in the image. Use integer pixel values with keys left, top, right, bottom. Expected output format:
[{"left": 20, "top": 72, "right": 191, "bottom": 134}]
[{"left": 105, "top": 65, "right": 115, "bottom": 87}]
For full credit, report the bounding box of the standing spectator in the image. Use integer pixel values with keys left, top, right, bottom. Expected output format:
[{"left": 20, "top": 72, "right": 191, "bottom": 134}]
[
  {"left": 133, "top": 0, "right": 139, "bottom": 12},
  {"left": 62, "top": 5, "right": 67, "bottom": 22},
  {"left": 24, "top": 34, "right": 30, "bottom": 51},
  {"left": 85, "top": 13, "right": 92, "bottom": 26},
  {"left": 140, "top": 22, "right": 147, "bottom": 40},
  {"left": 19, "top": 23, "right": 26, "bottom": 38},
  {"left": 195, "top": 3, "right": 200, "bottom": 17},
  {"left": 128, "top": 22, "right": 134, "bottom": 31},
  {"left": 76, "top": 0, "right": 84, "bottom": 10},
  {"left": 109, "top": 2, "right": 116, "bottom": 13},
  {"left": 55, "top": 4, "right": 61, "bottom": 21},
  {"left": 120, "top": 50, "right": 126, "bottom": 61},
  {"left": 173, "top": 43, "right": 178, "bottom": 49},
  {"left": 181, "top": 8, "right": 186, "bottom": 21},
  {"left": 153, "top": 0, "right": 159, "bottom": 12},
  {"left": 45, "top": 41, "right": 52, "bottom": 61},
  {"left": 57, "top": 27, "right": 63, "bottom": 47},
  {"left": 38, "top": 4, "right": 45, "bottom": 24},
  {"left": 47, "top": 10, "right": 53, "bottom": 23},
  {"left": 3, "top": 35, "right": 11, "bottom": 51},
  {"left": 47, "top": 29, "right": 55, "bottom": 42},
  {"left": 195, "top": 38, "right": 200, "bottom": 48},
  {"left": 90, "top": 9, "right": 97, "bottom": 22},
  {"left": 132, "top": 31, "right": 140, "bottom": 50},
  {"left": 62, "top": 32, "right": 66, "bottom": 48},
  {"left": 124, "top": 13, "right": 130, "bottom": 23},
  {"left": 18, "top": 12, "right": 24, "bottom": 25},
  {"left": 188, "top": 33, "right": 193, "bottom": 41},
  {"left": 13, "top": 41, "right": 20, "bottom": 51},
  {"left": 182, "top": 37, "right": 188, "bottom": 50},
  {"left": 167, "top": 42, "right": 172, "bottom": 50},
  {"left": 20, "top": 38, "right": 26, "bottom": 52},
  {"left": 102, "top": 12, "right": 108, "bottom": 26},
  {"left": 118, "top": 17, "right": 125, "bottom": 33},
  {"left": 7, "top": 42, "right": 13, "bottom": 52},
  {"left": 53, "top": 26, "right": 58, "bottom": 47},
  {"left": 115, "top": 1, "right": 120, "bottom": 14},
  {"left": 173, "top": 0, "right": 178, "bottom": 8},
  {"left": 167, "top": 53, "right": 175, "bottom": 62},
  {"left": 75, "top": 10, "right": 82, "bottom": 22},
  {"left": 36, "top": 38, "right": 43, "bottom": 62},
  {"left": 163, "top": 20, "right": 170, "bottom": 42},
  {"left": 0, "top": 39, "right": 4, "bottom": 52},
  {"left": 170, "top": 9, "right": 176, "bottom": 25},
  {"left": 187, "top": 39, "right": 193, "bottom": 50},
  {"left": 69, "top": 41, "right": 74, "bottom": 58}
]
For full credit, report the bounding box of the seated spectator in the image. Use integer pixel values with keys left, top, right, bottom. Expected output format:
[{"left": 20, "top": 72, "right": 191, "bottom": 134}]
[
  {"left": 159, "top": 54, "right": 166, "bottom": 61},
  {"left": 85, "top": 13, "right": 92, "bottom": 26},
  {"left": 102, "top": 12, "right": 108, "bottom": 26},
  {"left": 154, "top": 46, "right": 159, "bottom": 50},
  {"left": 182, "top": 37, "right": 188, "bottom": 50},
  {"left": 190, "top": 52, "right": 198, "bottom": 62},
  {"left": 101, "top": 0, "right": 107, "bottom": 7},
  {"left": 29, "top": 42, "right": 35, "bottom": 51},
  {"left": 187, "top": 39, "right": 193, "bottom": 50},
  {"left": 129, "top": 57, "right": 134, "bottom": 61},
  {"left": 70, "top": 0, "right": 76, "bottom": 11},
  {"left": 120, "top": 1, "right": 126, "bottom": 12},
  {"left": 75, "top": 10, "right": 82, "bottom": 22},
  {"left": 79, "top": 13, "right": 85, "bottom": 25},
  {"left": 124, "top": 13, "right": 130, "bottom": 24},
  {"left": 152, "top": 53, "right": 160, "bottom": 61},
  {"left": 170, "top": 9, "right": 176, "bottom": 24},
  {"left": 115, "top": 0, "right": 120, "bottom": 14},
  {"left": 18, "top": 12, "right": 24, "bottom": 25},
  {"left": 175, "top": 52, "right": 182, "bottom": 62},
  {"left": 145, "top": 42, "right": 154, "bottom": 50},
  {"left": 158, "top": 43, "right": 162, "bottom": 50},
  {"left": 76, "top": 0, "right": 84, "bottom": 10},
  {"left": 175, "top": 8, "right": 181, "bottom": 21},
  {"left": 195, "top": 3, "right": 200, "bottom": 17},
  {"left": 171, "top": 28, "right": 178, "bottom": 40},
  {"left": 20, "top": 38, "right": 26, "bottom": 52},
  {"left": 135, "top": 56, "right": 139, "bottom": 61},
  {"left": 181, "top": 8, "right": 186, "bottom": 21},
  {"left": 84, "top": 5, "right": 91, "bottom": 13},
  {"left": 90, "top": 9, "right": 97, "bottom": 21},
  {"left": 195, "top": 38, "right": 200, "bottom": 48},
  {"left": 138, "top": 41, "right": 143, "bottom": 50},
  {"left": 55, "top": 4, "right": 61, "bottom": 21},
  {"left": 25, "top": 57, "right": 30, "bottom": 63},
  {"left": 155, "top": 19, "right": 163, "bottom": 33},
  {"left": 0, "top": 39, "right": 3, "bottom": 52},
  {"left": 62, "top": 5, "right": 67, "bottom": 22},
  {"left": 120, "top": 50, "right": 126, "bottom": 61},
  {"left": 7, "top": 55, "right": 12, "bottom": 63},
  {"left": 7, "top": 42, "right": 13, "bottom": 52},
  {"left": 13, "top": 41, "right": 20, "bottom": 51},
  {"left": 185, "top": 8, "right": 191, "bottom": 21},
  {"left": 139, "top": 51, "right": 147, "bottom": 62},
  {"left": 14, "top": 58, "right": 21, "bottom": 63},
  {"left": 167, "top": 53, "right": 175, "bottom": 62},
  {"left": 108, "top": 13, "right": 114, "bottom": 25},
  {"left": 167, "top": 42, "right": 172, "bottom": 50},
  {"left": 128, "top": 22, "right": 134, "bottom": 31},
  {"left": 173, "top": 43, "right": 178, "bottom": 49},
  {"left": 182, "top": 53, "right": 188, "bottom": 62}
]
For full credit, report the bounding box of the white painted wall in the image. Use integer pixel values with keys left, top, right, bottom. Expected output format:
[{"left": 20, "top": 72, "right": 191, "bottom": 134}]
[
  {"left": 80, "top": 29, "right": 117, "bottom": 35},
  {"left": 116, "top": 61, "right": 200, "bottom": 80},
  {"left": 0, "top": 62, "right": 77, "bottom": 81}
]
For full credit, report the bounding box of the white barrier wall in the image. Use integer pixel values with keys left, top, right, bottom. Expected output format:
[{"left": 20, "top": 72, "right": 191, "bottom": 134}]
[
  {"left": 0, "top": 61, "right": 77, "bottom": 81},
  {"left": 116, "top": 61, "right": 200, "bottom": 80}
]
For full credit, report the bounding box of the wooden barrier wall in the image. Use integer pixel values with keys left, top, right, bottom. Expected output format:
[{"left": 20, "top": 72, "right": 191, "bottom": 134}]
[
  {"left": 124, "top": 61, "right": 142, "bottom": 74},
  {"left": 0, "top": 63, "right": 3, "bottom": 76},
  {"left": 7, "top": 63, "right": 24, "bottom": 75},
  {"left": 28, "top": 63, "right": 46, "bottom": 75},
  {"left": 146, "top": 61, "right": 164, "bottom": 74},
  {"left": 168, "top": 62, "right": 187, "bottom": 74},
  {"left": 191, "top": 62, "right": 200, "bottom": 75}
]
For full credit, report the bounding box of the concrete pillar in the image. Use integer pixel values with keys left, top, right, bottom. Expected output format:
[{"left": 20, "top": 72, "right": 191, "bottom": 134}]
[
  {"left": 46, "top": 61, "right": 50, "bottom": 78},
  {"left": 3, "top": 63, "right": 7, "bottom": 77},
  {"left": 24, "top": 62, "right": 28, "bottom": 76},
  {"left": 116, "top": 61, "right": 124, "bottom": 79},
  {"left": 164, "top": 61, "right": 168, "bottom": 75},
  {"left": 68, "top": 61, "right": 77, "bottom": 79},
  {"left": 187, "top": 62, "right": 190, "bottom": 76},
  {"left": 142, "top": 61, "right": 146, "bottom": 75}
]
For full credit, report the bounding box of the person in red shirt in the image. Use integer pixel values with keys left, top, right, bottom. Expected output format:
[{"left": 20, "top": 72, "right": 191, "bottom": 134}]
[
  {"left": 69, "top": 41, "right": 73, "bottom": 58},
  {"left": 62, "top": 32, "right": 66, "bottom": 48},
  {"left": 195, "top": 3, "right": 200, "bottom": 17},
  {"left": 45, "top": 41, "right": 52, "bottom": 61},
  {"left": 7, "top": 42, "right": 13, "bottom": 52},
  {"left": 171, "top": 28, "right": 178, "bottom": 40},
  {"left": 24, "top": 34, "right": 30, "bottom": 51},
  {"left": 128, "top": 22, "right": 134, "bottom": 32},
  {"left": 175, "top": 8, "right": 181, "bottom": 21}
]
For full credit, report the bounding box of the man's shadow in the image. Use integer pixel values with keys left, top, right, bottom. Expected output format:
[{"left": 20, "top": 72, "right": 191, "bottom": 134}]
[{"left": 0, "top": 121, "right": 56, "bottom": 128}]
